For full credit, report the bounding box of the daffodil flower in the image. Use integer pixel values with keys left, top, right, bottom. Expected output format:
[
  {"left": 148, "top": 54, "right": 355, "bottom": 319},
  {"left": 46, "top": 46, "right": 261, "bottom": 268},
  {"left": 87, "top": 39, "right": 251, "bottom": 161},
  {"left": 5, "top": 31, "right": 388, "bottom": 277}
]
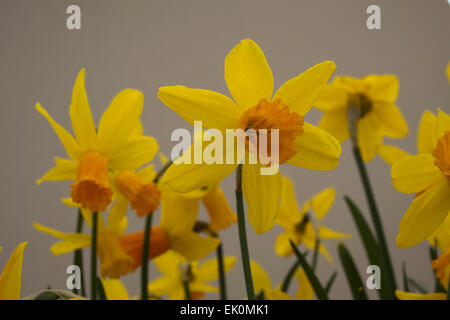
[
  {"left": 391, "top": 109, "right": 450, "bottom": 248},
  {"left": 0, "top": 242, "right": 27, "bottom": 300},
  {"left": 33, "top": 204, "right": 134, "bottom": 279},
  {"left": 101, "top": 279, "right": 132, "bottom": 300},
  {"left": 315, "top": 74, "right": 408, "bottom": 162},
  {"left": 275, "top": 176, "right": 351, "bottom": 261},
  {"left": 148, "top": 250, "right": 236, "bottom": 300},
  {"left": 250, "top": 261, "right": 312, "bottom": 300},
  {"left": 119, "top": 186, "right": 221, "bottom": 270},
  {"left": 159, "top": 39, "right": 341, "bottom": 234},
  {"left": 36, "top": 69, "right": 157, "bottom": 212}
]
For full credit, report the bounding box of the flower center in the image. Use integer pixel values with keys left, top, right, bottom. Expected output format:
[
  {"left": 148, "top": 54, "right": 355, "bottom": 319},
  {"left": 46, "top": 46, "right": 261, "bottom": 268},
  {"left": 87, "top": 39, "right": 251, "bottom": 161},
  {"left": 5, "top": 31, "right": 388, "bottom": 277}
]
[
  {"left": 432, "top": 248, "right": 450, "bottom": 284},
  {"left": 115, "top": 171, "right": 161, "bottom": 217},
  {"left": 432, "top": 131, "right": 450, "bottom": 179},
  {"left": 294, "top": 213, "right": 310, "bottom": 234},
  {"left": 119, "top": 226, "right": 170, "bottom": 272},
  {"left": 349, "top": 93, "right": 372, "bottom": 118},
  {"left": 238, "top": 98, "right": 304, "bottom": 164},
  {"left": 97, "top": 231, "right": 134, "bottom": 279},
  {"left": 71, "top": 151, "right": 113, "bottom": 212}
]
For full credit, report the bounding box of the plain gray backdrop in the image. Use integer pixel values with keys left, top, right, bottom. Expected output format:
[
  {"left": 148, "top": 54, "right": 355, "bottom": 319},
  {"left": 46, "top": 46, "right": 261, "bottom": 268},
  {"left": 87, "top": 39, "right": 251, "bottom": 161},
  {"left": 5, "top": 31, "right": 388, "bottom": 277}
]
[{"left": 0, "top": 0, "right": 449, "bottom": 299}]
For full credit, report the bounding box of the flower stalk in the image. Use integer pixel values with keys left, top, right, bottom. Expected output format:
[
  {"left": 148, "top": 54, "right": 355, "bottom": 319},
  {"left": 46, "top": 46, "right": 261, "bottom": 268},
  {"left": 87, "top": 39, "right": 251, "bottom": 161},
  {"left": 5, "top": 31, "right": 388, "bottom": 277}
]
[
  {"left": 73, "top": 209, "right": 85, "bottom": 296},
  {"left": 216, "top": 242, "right": 227, "bottom": 300},
  {"left": 90, "top": 211, "right": 98, "bottom": 300}
]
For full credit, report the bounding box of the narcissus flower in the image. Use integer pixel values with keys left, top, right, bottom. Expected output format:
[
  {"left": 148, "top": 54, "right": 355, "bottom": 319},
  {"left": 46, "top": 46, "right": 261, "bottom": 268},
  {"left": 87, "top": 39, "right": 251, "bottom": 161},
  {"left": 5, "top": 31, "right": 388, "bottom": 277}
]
[
  {"left": 119, "top": 186, "right": 221, "bottom": 270},
  {"left": 275, "top": 176, "right": 351, "bottom": 261},
  {"left": 36, "top": 69, "right": 157, "bottom": 212},
  {"left": 159, "top": 39, "right": 341, "bottom": 234},
  {"left": 392, "top": 109, "right": 450, "bottom": 248},
  {"left": 0, "top": 242, "right": 27, "bottom": 300},
  {"left": 148, "top": 250, "right": 236, "bottom": 300},
  {"left": 315, "top": 74, "right": 408, "bottom": 162},
  {"left": 34, "top": 204, "right": 134, "bottom": 279}
]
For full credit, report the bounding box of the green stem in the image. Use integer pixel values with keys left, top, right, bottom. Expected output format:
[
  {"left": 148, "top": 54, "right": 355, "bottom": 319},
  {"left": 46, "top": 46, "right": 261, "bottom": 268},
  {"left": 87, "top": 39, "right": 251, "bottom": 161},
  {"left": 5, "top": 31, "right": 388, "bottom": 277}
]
[
  {"left": 281, "top": 260, "right": 300, "bottom": 293},
  {"left": 141, "top": 213, "right": 153, "bottom": 300},
  {"left": 90, "top": 211, "right": 98, "bottom": 300},
  {"left": 352, "top": 146, "right": 397, "bottom": 297},
  {"left": 216, "top": 242, "right": 227, "bottom": 300},
  {"left": 183, "top": 280, "right": 191, "bottom": 300},
  {"left": 235, "top": 164, "right": 255, "bottom": 300},
  {"left": 312, "top": 238, "right": 320, "bottom": 271},
  {"left": 73, "top": 209, "right": 85, "bottom": 296}
]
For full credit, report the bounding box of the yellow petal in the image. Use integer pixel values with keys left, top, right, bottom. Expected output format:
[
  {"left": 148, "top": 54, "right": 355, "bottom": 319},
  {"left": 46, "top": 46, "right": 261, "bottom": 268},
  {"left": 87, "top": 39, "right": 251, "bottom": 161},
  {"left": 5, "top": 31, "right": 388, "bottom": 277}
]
[
  {"left": 287, "top": 122, "right": 341, "bottom": 170},
  {"left": 97, "top": 89, "right": 143, "bottom": 156},
  {"left": 160, "top": 187, "right": 199, "bottom": 234},
  {"left": 427, "top": 214, "right": 450, "bottom": 253},
  {"left": 0, "top": 242, "right": 27, "bottom": 300},
  {"left": 276, "top": 176, "right": 303, "bottom": 229},
  {"left": 148, "top": 277, "right": 179, "bottom": 298},
  {"left": 35, "top": 103, "right": 81, "bottom": 160},
  {"left": 153, "top": 250, "right": 185, "bottom": 276},
  {"left": 311, "top": 187, "right": 335, "bottom": 221},
  {"left": 101, "top": 279, "right": 130, "bottom": 300},
  {"left": 137, "top": 164, "right": 157, "bottom": 182},
  {"left": 333, "top": 76, "right": 368, "bottom": 93},
  {"left": 275, "top": 231, "right": 298, "bottom": 257},
  {"left": 36, "top": 157, "right": 77, "bottom": 185},
  {"left": 108, "top": 136, "right": 159, "bottom": 171},
  {"left": 170, "top": 231, "right": 220, "bottom": 261},
  {"left": 266, "top": 289, "right": 292, "bottom": 300},
  {"left": 417, "top": 110, "right": 437, "bottom": 154},
  {"left": 224, "top": 39, "right": 273, "bottom": 110},
  {"left": 274, "top": 61, "right": 336, "bottom": 116},
  {"left": 447, "top": 62, "right": 450, "bottom": 83},
  {"left": 314, "top": 85, "right": 348, "bottom": 111},
  {"left": 378, "top": 144, "right": 410, "bottom": 166},
  {"left": 435, "top": 108, "right": 450, "bottom": 143},
  {"left": 190, "top": 281, "right": 218, "bottom": 293},
  {"left": 395, "top": 290, "right": 446, "bottom": 300},
  {"left": 107, "top": 197, "right": 129, "bottom": 235},
  {"left": 373, "top": 102, "right": 408, "bottom": 138},
  {"left": 397, "top": 178, "right": 450, "bottom": 248},
  {"left": 318, "top": 226, "right": 352, "bottom": 239},
  {"left": 250, "top": 261, "right": 272, "bottom": 294},
  {"left": 357, "top": 113, "right": 382, "bottom": 162},
  {"left": 318, "top": 108, "right": 349, "bottom": 143},
  {"left": 196, "top": 256, "right": 236, "bottom": 282},
  {"left": 69, "top": 69, "right": 97, "bottom": 150},
  {"left": 33, "top": 222, "right": 91, "bottom": 255},
  {"left": 303, "top": 229, "right": 333, "bottom": 263},
  {"left": 242, "top": 163, "right": 282, "bottom": 234},
  {"left": 296, "top": 269, "right": 314, "bottom": 300},
  {"left": 158, "top": 86, "right": 239, "bottom": 131},
  {"left": 365, "top": 74, "right": 399, "bottom": 103},
  {"left": 391, "top": 153, "right": 442, "bottom": 194}
]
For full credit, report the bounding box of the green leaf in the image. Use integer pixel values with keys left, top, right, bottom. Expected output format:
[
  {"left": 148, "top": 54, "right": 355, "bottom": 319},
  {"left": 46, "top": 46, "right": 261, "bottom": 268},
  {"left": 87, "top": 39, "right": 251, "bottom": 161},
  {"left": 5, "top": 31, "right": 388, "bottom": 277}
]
[
  {"left": 324, "top": 271, "right": 338, "bottom": 295},
  {"left": 337, "top": 243, "right": 368, "bottom": 300},
  {"left": 97, "top": 277, "right": 106, "bottom": 300},
  {"left": 402, "top": 262, "right": 409, "bottom": 292},
  {"left": 407, "top": 278, "right": 428, "bottom": 294},
  {"left": 311, "top": 238, "right": 320, "bottom": 271},
  {"left": 289, "top": 240, "right": 328, "bottom": 300},
  {"left": 344, "top": 196, "right": 391, "bottom": 300}
]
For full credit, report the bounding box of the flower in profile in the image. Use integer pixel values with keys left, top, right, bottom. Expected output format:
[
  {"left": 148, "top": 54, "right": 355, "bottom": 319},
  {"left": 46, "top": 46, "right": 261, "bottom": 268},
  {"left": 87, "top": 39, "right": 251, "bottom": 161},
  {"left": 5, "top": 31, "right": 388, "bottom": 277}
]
[
  {"left": 36, "top": 69, "right": 157, "bottom": 212},
  {"left": 119, "top": 185, "right": 221, "bottom": 271},
  {"left": 275, "top": 176, "right": 351, "bottom": 261},
  {"left": 391, "top": 109, "right": 450, "bottom": 248},
  {"left": 315, "top": 74, "right": 408, "bottom": 162},
  {"left": 159, "top": 39, "right": 340, "bottom": 234},
  {"left": 148, "top": 250, "right": 236, "bottom": 300},
  {"left": 0, "top": 242, "right": 27, "bottom": 300},
  {"left": 34, "top": 203, "right": 134, "bottom": 279}
]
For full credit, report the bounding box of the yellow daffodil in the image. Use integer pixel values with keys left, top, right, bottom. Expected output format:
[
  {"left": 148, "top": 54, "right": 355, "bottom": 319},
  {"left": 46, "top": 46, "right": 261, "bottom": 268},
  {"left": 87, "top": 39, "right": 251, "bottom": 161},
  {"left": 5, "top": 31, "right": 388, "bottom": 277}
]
[
  {"left": 148, "top": 250, "right": 236, "bottom": 300},
  {"left": 315, "top": 74, "right": 408, "bottom": 162},
  {"left": 395, "top": 290, "right": 447, "bottom": 300},
  {"left": 159, "top": 39, "right": 341, "bottom": 234},
  {"left": 36, "top": 69, "right": 157, "bottom": 212},
  {"left": 101, "top": 279, "right": 131, "bottom": 300},
  {"left": 119, "top": 186, "right": 221, "bottom": 270},
  {"left": 275, "top": 176, "right": 351, "bottom": 261},
  {"left": 0, "top": 242, "right": 27, "bottom": 300},
  {"left": 391, "top": 109, "right": 450, "bottom": 248},
  {"left": 34, "top": 204, "right": 134, "bottom": 279}
]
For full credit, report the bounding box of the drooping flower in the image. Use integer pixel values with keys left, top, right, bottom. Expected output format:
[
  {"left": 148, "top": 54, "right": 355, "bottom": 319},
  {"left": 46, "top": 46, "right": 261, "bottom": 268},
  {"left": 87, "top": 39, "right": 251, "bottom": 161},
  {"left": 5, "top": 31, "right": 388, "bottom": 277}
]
[
  {"left": 36, "top": 69, "right": 157, "bottom": 212},
  {"left": 391, "top": 109, "right": 450, "bottom": 248},
  {"left": 275, "top": 176, "right": 351, "bottom": 261},
  {"left": 315, "top": 74, "right": 408, "bottom": 162},
  {"left": 0, "top": 242, "right": 27, "bottom": 300},
  {"left": 34, "top": 203, "right": 134, "bottom": 279},
  {"left": 148, "top": 250, "right": 236, "bottom": 300},
  {"left": 159, "top": 39, "right": 341, "bottom": 234}
]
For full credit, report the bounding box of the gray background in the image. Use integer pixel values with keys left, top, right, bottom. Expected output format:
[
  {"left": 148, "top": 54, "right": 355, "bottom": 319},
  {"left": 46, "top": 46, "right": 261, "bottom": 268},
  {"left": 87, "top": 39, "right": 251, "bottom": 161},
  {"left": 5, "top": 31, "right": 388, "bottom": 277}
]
[{"left": 0, "top": 0, "right": 449, "bottom": 299}]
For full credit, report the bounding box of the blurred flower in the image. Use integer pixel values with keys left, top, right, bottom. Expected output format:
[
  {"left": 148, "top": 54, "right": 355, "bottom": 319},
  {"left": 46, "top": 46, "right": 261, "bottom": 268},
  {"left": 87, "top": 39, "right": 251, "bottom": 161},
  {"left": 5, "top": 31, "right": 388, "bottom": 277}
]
[
  {"left": 159, "top": 39, "right": 340, "bottom": 234},
  {"left": 391, "top": 109, "right": 450, "bottom": 248},
  {"left": 148, "top": 250, "right": 236, "bottom": 300},
  {"left": 0, "top": 242, "right": 27, "bottom": 300},
  {"left": 315, "top": 74, "right": 408, "bottom": 162},
  {"left": 275, "top": 176, "right": 351, "bottom": 261},
  {"left": 34, "top": 203, "right": 134, "bottom": 279},
  {"left": 395, "top": 290, "right": 446, "bottom": 300},
  {"left": 101, "top": 279, "right": 131, "bottom": 300},
  {"left": 36, "top": 69, "right": 157, "bottom": 212}
]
